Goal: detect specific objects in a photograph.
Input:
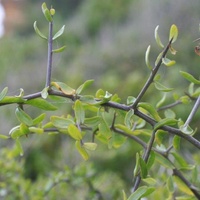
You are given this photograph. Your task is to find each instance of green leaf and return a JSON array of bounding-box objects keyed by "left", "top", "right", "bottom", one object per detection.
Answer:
[
  {"left": 15, "top": 107, "right": 33, "bottom": 126},
  {"left": 98, "top": 113, "right": 112, "bottom": 139},
  {"left": 167, "top": 176, "right": 174, "bottom": 193},
  {"left": 124, "top": 109, "right": 134, "bottom": 129},
  {"left": 145, "top": 45, "right": 153, "bottom": 70},
  {"left": 169, "top": 24, "right": 178, "bottom": 43},
  {"left": 33, "top": 113, "right": 46, "bottom": 125},
  {"left": 75, "top": 140, "right": 89, "bottom": 160},
  {"left": 138, "top": 102, "right": 161, "bottom": 121},
  {"left": 164, "top": 109, "right": 176, "bottom": 119},
  {"left": 155, "top": 130, "right": 167, "bottom": 145},
  {"left": 173, "top": 135, "right": 181, "bottom": 150},
  {"left": 41, "top": 86, "right": 49, "bottom": 99},
  {"left": 156, "top": 93, "right": 166, "bottom": 108},
  {"left": 0, "top": 96, "right": 25, "bottom": 104},
  {"left": 155, "top": 52, "right": 163, "bottom": 66},
  {"left": 179, "top": 125, "right": 194, "bottom": 135},
  {"left": 174, "top": 176, "right": 194, "bottom": 196},
  {"left": 155, "top": 152, "right": 174, "bottom": 169},
  {"left": 33, "top": 21, "right": 47, "bottom": 40},
  {"left": 84, "top": 116, "right": 101, "bottom": 127},
  {"left": 180, "top": 71, "right": 200, "bottom": 84},
  {"left": 29, "top": 127, "right": 44, "bottom": 134},
  {"left": 171, "top": 152, "right": 188, "bottom": 168},
  {"left": 139, "top": 157, "right": 148, "bottom": 178},
  {"left": 83, "top": 142, "right": 97, "bottom": 151},
  {"left": 0, "top": 87, "right": 8, "bottom": 101},
  {"left": 162, "top": 57, "right": 176, "bottom": 67},
  {"left": 41, "top": 2, "right": 53, "bottom": 22},
  {"left": 53, "top": 25, "right": 65, "bottom": 40},
  {"left": 15, "top": 139, "right": 24, "bottom": 156},
  {"left": 0, "top": 134, "right": 9, "bottom": 139},
  {"left": 9, "top": 126, "right": 21, "bottom": 139},
  {"left": 154, "top": 118, "right": 177, "bottom": 130},
  {"left": 154, "top": 81, "right": 174, "bottom": 92},
  {"left": 142, "top": 177, "right": 157, "bottom": 185},
  {"left": 51, "top": 116, "right": 74, "bottom": 129},
  {"left": 76, "top": 80, "right": 94, "bottom": 95},
  {"left": 20, "top": 123, "right": 29, "bottom": 135},
  {"left": 52, "top": 46, "right": 66, "bottom": 53},
  {"left": 127, "top": 96, "right": 136, "bottom": 105},
  {"left": 74, "top": 100, "right": 85, "bottom": 124},
  {"left": 51, "top": 82, "right": 76, "bottom": 95},
  {"left": 146, "top": 151, "right": 155, "bottom": 170},
  {"left": 68, "top": 124, "right": 82, "bottom": 140},
  {"left": 26, "top": 98, "right": 57, "bottom": 111},
  {"left": 133, "top": 153, "right": 140, "bottom": 177},
  {"left": 127, "top": 186, "right": 154, "bottom": 200},
  {"left": 155, "top": 25, "right": 164, "bottom": 48},
  {"left": 122, "top": 190, "right": 127, "bottom": 200}
]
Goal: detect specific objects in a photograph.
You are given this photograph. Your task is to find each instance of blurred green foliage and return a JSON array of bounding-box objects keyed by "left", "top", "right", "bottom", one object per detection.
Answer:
[{"left": 1, "top": 0, "right": 200, "bottom": 199}]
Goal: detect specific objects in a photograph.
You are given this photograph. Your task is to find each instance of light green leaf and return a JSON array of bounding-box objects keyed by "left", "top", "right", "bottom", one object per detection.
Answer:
[
  {"left": 84, "top": 116, "right": 101, "bottom": 127},
  {"left": 75, "top": 140, "right": 89, "bottom": 160},
  {"left": 33, "top": 21, "right": 47, "bottom": 40},
  {"left": 0, "top": 96, "right": 25, "bottom": 104},
  {"left": 20, "top": 123, "right": 29, "bottom": 135},
  {"left": 145, "top": 45, "right": 153, "bottom": 70},
  {"left": 68, "top": 124, "right": 82, "bottom": 140},
  {"left": 171, "top": 152, "right": 188, "bottom": 168},
  {"left": 154, "top": 81, "right": 174, "bottom": 92},
  {"left": 155, "top": 25, "right": 164, "bottom": 48},
  {"left": 164, "top": 109, "right": 176, "bottom": 119},
  {"left": 76, "top": 79, "right": 94, "bottom": 95},
  {"left": 173, "top": 135, "right": 181, "bottom": 150},
  {"left": 15, "top": 107, "right": 33, "bottom": 126},
  {"left": 29, "top": 127, "right": 44, "bottom": 134},
  {"left": 51, "top": 116, "right": 74, "bottom": 129},
  {"left": 53, "top": 25, "right": 65, "bottom": 40},
  {"left": 155, "top": 152, "right": 174, "bottom": 169},
  {"left": 155, "top": 130, "right": 167, "bottom": 146},
  {"left": 0, "top": 134, "right": 9, "bottom": 139},
  {"left": 15, "top": 139, "right": 24, "bottom": 156},
  {"left": 169, "top": 24, "right": 178, "bottom": 43},
  {"left": 83, "top": 142, "right": 97, "bottom": 151},
  {"left": 167, "top": 176, "right": 174, "bottom": 193},
  {"left": 127, "top": 186, "right": 154, "bottom": 200},
  {"left": 174, "top": 176, "right": 194, "bottom": 196},
  {"left": 180, "top": 71, "right": 200, "bottom": 84},
  {"left": 138, "top": 102, "right": 161, "bottom": 121},
  {"left": 0, "top": 87, "right": 8, "bottom": 101},
  {"left": 124, "top": 109, "right": 134, "bottom": 129},
  {"left": 41, "top": 2, "right": 53, "bottom": 22},
  {"left": 142, "top": 178, "right": 157, "bottom": 186},
  {"left": 26, "top": 98, "right": 57, "bottom": 111},
  {"left": 179, "top": 125, "right": 194, "bottom": 135},
  {"left": 154, "top": 118, "right": 177, "bottom": 130},
  {"left": 156, "top": 93, "right": 166, "bottom": 108},
  {"left": 155, "top": 52, "right": 163, "bottom": 66},
  {"left": 51, "top": 82, "right": 76, "bottom": 95},
  {"left": 74, "top": 100, "right": 85, "bottom": 124},
  {"left": 122, "top": 190, "right": 127, "bottom": 200},
  {"left": 52, "top": 46, "right": 66, "bottom": 53},
  {"left": 98, "top": 113, "right": 112, "bottom": 139},
  {"left": 162, "top": 57, "right": 176, "bottom": 67},
  {"left": 33, "top": 113, "right": 46, "bottom": 125},
  {"left": 127, "top": 96, "right": 136, "bottom": 105},
  {"left": 41, "top": 86, "right": 49, "bottom": 99}
]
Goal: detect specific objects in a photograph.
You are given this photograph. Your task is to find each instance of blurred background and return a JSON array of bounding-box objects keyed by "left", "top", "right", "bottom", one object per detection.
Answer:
[{"left": 0, "top": 0, "right": 200, "bottom": 199}]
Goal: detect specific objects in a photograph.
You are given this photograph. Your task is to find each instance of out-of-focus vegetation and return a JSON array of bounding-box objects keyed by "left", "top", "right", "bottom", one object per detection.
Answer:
[{"left": 1, "top": 1, "right": 200, "bottom": 199}]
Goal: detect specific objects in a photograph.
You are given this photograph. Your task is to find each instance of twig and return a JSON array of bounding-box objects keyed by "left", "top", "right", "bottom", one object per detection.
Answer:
[
  {"left": 45, "top": 21, "right": 53, "bottom": 87},
  {"left": 132, "top": 38, "right": 173, "bottom": 109},
  {"left": 184, "top": 95, "right": 200, "bottom": 127},
  {"left": 157, "top": 100, "right": 182, "bottom": 111}
]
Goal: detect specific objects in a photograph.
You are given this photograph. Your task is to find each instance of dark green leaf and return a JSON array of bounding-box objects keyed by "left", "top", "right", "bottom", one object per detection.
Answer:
[
  {"left": 147, "top": 151, "right": 155, "bottom": 170},
  {"left": 139, "top": 157, "right": 148, "bottom": 179}
]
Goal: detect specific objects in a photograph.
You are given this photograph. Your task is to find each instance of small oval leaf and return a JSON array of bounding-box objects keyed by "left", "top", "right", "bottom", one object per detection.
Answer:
[
  {"left": 155, "top": 25, "right": 164, "bottom": 48},
  {"left": 180, "top": 71, "right": 200, "bottom": 84},
  {"left": 169, "top": 24, "right": 178, "bottom": 43},
  {"left": 33, "top": 21, "right": 47, "bottom": 40},
  {"left": 52, "top": 46, "right": 66, "bottom": 53},
  {"left": 53, "top": 25, "right": 65, "bottom": 40},
  {"left": 68, "top": 124, "right": 82, "bottom": 140},
  {"left": 15, "top": 107, "right": 33, "bottom": 126},
  {"left": 145, "top": 45, "right": 152, "bottom": 70}
]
